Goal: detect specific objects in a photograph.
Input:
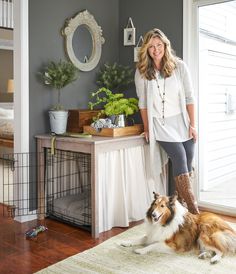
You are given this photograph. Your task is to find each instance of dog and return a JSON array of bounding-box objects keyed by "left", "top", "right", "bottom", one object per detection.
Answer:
[{"left": 121, "top": 192, "right": 236, "bottom": 264}]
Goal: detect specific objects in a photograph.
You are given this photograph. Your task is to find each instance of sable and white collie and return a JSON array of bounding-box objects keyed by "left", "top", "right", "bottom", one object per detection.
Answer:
[{"left": 121, "top": 192, "right": 236, "bottom": 264}]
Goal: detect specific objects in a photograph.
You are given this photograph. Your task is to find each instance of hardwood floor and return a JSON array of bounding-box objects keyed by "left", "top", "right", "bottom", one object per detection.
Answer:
[
  {"left": 0, "top": 205, "right": 235, "bottom": 274},
  {"left": 0, "top": 205, "right": 141, "bottom": 274}
]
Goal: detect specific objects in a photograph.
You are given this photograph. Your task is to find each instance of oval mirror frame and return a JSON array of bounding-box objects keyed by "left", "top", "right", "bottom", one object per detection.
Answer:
[{"left": 62, "top": 10, "right": 105, "bottom": 71}]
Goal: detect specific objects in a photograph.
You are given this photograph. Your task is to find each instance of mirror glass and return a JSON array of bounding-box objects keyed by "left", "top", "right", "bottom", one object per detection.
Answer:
[
  {"left": 62, "top": 10, "right": 105, "bottom": 71},
  {"left": 72, "top": 24, "right": 93, "bottom": 63}
]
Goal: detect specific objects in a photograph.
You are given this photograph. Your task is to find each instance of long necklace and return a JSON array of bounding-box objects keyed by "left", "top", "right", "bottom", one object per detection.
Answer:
[{"left": 156, "top": 77, "right": 166, "bottom": 126}]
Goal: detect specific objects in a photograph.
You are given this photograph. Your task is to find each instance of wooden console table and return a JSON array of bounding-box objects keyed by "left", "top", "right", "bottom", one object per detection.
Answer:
[{"left": 36, "top": 134, "right": 146, "bottom": 238}]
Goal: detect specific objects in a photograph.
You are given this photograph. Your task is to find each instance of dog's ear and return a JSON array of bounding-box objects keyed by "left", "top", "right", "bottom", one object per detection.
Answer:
[
  {"left": 153, "top": 191, "right": 159, "bottom": 200},
  {"left": 169, "top": 192, "right": 178, "bottom": 205},
  {"left": 174, "top": 191, "right": 178, "bottom": 198}
]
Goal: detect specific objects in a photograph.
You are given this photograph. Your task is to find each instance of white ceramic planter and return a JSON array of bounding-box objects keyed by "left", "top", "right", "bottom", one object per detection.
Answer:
[{"left": 49, "top": 110, "right": 68, "bottom": 134}]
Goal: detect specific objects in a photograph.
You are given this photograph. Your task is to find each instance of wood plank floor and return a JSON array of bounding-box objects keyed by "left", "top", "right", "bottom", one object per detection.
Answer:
[{"left": 0, "top": 205, "right": 235, "bottom": 274}]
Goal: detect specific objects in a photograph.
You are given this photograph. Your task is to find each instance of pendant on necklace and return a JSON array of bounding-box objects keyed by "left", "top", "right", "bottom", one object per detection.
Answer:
[{"left": 156, "top": 78, "right": 166, "bottom": 126}]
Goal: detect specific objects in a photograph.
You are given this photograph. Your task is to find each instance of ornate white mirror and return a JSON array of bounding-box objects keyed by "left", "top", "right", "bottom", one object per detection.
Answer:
[{"left": 62, "top": 10, "right": 105, "bottom": 72}]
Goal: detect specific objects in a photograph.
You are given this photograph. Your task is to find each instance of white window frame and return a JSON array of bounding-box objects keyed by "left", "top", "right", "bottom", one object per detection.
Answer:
[
  {"left": 13, "top": 0, "right": 35, "bottom": 222},
  {"left": 14, "top": 0, "right": 29, "bottom": 154},
  {"left": 183, "top": 0, "right": 236, "bottom": 216}
]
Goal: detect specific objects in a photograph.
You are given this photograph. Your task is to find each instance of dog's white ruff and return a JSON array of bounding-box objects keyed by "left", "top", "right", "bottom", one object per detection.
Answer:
[
  {"left": 121, "top": 201, "right": 187, "bottom": 254},
  {"left": 144, "top": 200, "right": 187, "bottom": 245}
]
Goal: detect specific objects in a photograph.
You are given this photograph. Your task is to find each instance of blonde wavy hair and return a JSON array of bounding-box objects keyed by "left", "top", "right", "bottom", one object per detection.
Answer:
[{"left": 137, "top": 28, "right": 178, "bottom": 80}]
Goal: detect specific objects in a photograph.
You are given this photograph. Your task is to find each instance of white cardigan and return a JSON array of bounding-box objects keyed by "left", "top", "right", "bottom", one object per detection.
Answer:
[{"left": 135, "top": 60, "right": 195, "bottom": 194}]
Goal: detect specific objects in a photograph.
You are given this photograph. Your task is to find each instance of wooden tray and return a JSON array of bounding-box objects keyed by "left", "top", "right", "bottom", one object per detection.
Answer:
[{"left": 83, "top": 124, "right": 143, "bottom": 137}]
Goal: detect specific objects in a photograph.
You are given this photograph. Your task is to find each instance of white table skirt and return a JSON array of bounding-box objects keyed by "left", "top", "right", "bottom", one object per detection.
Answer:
[{"left": 98, "top": 145, "right": 165, "bottom": 233}]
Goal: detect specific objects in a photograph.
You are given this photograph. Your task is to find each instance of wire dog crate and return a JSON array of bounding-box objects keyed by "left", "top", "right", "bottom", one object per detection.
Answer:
[
  {"left": 0, "top": 150, "right": 92, "bottom": 231},
  {"left": 45, "top": 149, "right": 91, "bottom": 230},
  {"left": 1, "top": 152, "right": 41, "bottom": 218}
]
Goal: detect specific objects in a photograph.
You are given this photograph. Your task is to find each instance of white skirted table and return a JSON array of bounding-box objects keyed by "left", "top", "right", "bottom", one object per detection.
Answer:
[{"left": 36, "top": 134, "right": 161, "bottom": 238}]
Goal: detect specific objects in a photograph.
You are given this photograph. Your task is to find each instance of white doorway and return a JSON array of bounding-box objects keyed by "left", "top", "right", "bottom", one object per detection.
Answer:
[
  {"left": 184, "top": 0, "right": 236, "bottom": 215},
  {"left": 14, "top": 0, "right": 29, "bottom": 154},
  {"left": 0, "top": 0, "right": 31, "bottom": 222},
  {"left": 198, "top": 0, "right": 236, "bottom": 213}
]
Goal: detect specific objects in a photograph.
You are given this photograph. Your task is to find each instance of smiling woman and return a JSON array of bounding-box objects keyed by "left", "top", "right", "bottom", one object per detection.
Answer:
[
  {"left": 147, "top": 37, "right": 165, "bottom": 70},
  {"left": 135, "top": 28, "right": 199, "bottom": 214}
]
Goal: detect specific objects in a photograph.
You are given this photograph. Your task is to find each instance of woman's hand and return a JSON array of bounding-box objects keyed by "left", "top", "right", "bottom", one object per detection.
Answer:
[
  {"left": 189, "top": 126, "right": 197, "bottom": 142},
  {"left": 139, "top": 109, "right": 149, "bottom": 143},
  {"left": 141, "top": 131, "right": 149, "bottom": 143}
]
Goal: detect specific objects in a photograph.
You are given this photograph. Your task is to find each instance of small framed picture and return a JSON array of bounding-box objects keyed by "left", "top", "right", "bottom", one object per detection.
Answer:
[
  {"left": 123, "top": 18, "right": 136, "bottom": 46},
  {"left": 134, "top": 35, "right": 144, "bottom": 62},
  {"left": 124, "top": 27, "right": 136, "bottom": 46}
]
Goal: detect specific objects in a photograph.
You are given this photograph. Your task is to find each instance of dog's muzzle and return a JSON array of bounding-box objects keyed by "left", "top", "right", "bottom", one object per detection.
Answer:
[{"left": 152, "top": 211, "right": 163, "bottom": 222}]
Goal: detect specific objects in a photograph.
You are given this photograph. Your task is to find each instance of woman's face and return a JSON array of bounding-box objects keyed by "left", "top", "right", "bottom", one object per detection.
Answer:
[{"left": 147, "top": 37, "right": 165, "bottom": 64}]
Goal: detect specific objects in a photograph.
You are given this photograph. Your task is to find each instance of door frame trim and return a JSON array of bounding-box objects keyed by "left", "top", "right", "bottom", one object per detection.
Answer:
[
  {"left": 13, "top": 0, "right": 34, "bottom": 223},
  {"left": 183, "top": 0, "right": 236, "bottom": 215},
  {"left": 14, "top": 0, "right": 29, "bottom": 154}
]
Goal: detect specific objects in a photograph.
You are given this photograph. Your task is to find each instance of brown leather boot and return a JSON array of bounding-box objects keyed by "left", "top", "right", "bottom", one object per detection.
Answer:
[
  {"left": 174, "top": 173, "right": 199, "bottom": 214},
  {"left": 175, "top": 184, "right": 187, "bottom": 208}
]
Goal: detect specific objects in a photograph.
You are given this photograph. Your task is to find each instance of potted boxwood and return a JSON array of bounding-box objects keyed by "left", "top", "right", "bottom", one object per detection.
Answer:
[{"left": 40, "top": 60, "right": 79, "bottom": 134}]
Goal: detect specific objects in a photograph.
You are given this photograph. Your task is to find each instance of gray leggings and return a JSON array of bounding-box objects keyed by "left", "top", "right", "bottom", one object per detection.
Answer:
[{"left": 158, "top": 139, "right": 195, "bottom": 177}]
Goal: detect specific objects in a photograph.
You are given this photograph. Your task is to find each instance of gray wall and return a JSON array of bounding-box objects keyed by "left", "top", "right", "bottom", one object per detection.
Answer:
[
  {"left": 29, "top": 0, "right": 119, "bottom": 151},
  {"left": 118, "top": 0, "right": 183, "bottom": 121},
  {"left": 119, "top": 0, "right": 183, "bottom": 98},
  {"left": 119, "top": 0, "right": 183, "bottom": 63},
  {"left": 29, "top": 0, "right": 183, "bottom": 151}
]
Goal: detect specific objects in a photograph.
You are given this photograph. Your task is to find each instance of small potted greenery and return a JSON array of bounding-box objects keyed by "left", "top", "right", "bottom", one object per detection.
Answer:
[
  {"left": 40, "top": 60, "right": 79, "bottom": 134},
  {"left": 96, "top": 62, "right": 133, "bottom": 91},
  {"left": 88, "top": 87, "right": 138, "bottom": 126}
]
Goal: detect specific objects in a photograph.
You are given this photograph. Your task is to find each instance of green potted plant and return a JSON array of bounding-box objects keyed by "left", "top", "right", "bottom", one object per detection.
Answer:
[
  {"left": 88, "top": 63, "right": 137, "bottom": 127},
  {"left": 96, "top": 63, "right": 133, "bottom": 91},
  {"left": 40, "top": 60, "right": 79, "bottom": 134},
  {"left": 88, "top": 87, "right": 138, "bottom": 126}
]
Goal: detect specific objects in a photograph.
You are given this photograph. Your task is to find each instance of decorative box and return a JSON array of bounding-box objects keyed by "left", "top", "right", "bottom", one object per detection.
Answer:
[{"left": 67, "top": 109, "right": 100, "bottom": 133}]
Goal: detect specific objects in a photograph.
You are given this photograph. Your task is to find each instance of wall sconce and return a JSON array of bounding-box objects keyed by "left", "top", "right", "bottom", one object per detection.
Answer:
[{"left": 7, "top": 79, "right": 14, "bottom": 93}]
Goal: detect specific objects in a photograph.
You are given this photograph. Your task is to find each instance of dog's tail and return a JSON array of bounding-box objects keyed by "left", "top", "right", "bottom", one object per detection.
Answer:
[{"left": 217, "top": 230, "right": 236, "bottom": 253}]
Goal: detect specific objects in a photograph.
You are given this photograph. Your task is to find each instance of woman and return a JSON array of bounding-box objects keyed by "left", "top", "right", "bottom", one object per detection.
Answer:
[{"left": 135, "top": 28, "right": 199, "bottom": 214}]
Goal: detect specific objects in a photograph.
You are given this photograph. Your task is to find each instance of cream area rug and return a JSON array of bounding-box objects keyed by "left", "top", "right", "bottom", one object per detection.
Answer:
[{"left": 36, "top": 222, "right": 236, "bottom": 274}]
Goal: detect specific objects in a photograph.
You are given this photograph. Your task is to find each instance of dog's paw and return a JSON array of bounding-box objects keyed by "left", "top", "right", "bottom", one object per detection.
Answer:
[
  {"left": 198, "top": 251, "right": 215, "bottom": 260},
  {"left": 120, "top": 240, "right": 132, "bottom": 247},
  {"left": 134, "top": 248, "right": 147, "bottom": 255},
  {"left": 198, "top": 252, "right": 207, "bottom": 259},
  {"left": 210, "top": 255, "right": 221, "bottom": 264}
]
